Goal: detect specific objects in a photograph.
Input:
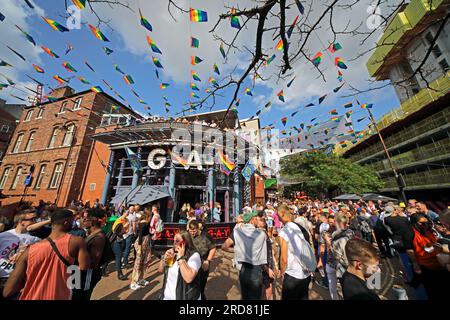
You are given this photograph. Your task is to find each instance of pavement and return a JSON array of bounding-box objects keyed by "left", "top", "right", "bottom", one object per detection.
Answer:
[{"left": 91, "top": 250, "right": 408, "bottom": 300}]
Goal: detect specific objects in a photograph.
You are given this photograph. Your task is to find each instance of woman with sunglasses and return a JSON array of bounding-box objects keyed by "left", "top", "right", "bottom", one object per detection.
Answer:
[{"left": 158, "top": 230, "right": 202, "bottom": 300}]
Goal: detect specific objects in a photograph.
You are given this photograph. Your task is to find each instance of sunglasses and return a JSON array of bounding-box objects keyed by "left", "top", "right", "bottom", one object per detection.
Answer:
[{"left": 23, "top": 217, "right": 37, "bottom": 222}]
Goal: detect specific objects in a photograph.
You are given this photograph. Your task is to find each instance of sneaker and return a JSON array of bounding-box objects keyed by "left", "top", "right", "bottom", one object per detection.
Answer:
[
  {"left": 130, "top": 283, "right": 144, "bottom": 291},
  {"left": 137, "top": 279, "right": 149, "bottom": 286}
]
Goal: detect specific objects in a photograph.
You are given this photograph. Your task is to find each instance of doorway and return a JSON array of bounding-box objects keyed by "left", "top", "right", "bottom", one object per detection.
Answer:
[{"left": 174, "top": 187, "right": 205, "bottom": 220}]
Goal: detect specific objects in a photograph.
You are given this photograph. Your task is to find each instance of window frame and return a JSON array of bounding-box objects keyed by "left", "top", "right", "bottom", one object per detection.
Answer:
[
  {"left": 48, "top": 127, "right": 58, "bottom": 148},
  {"left": 10, "top": 167, "right": 23, "bottom": 190},
  {"left": 24, "top": 131, "right": 35, "bottom": 152},
  {"left": 24, "top": 110, "right": 33, "bottom": 122},
  {"left": 12, "top": 133, "right": 24, "bottom": 153},
  {"left": 73, "top": 97, "right": 82, "bottom": 111},
  {"left": 48, "top": 163, "right": 64, "bottom": 189},
  {"left": 0, "top": 167, "right": 11, "bottom": 189},
  {"left": 59, "top": 102, "right": 68, "bottom": 114},
  {"left": 36, "top": 107, "right": 44, "bottom": 119},
  {"left": 34, "top": 164, "right": 47, "bottom": 190},
  {"left": 61, "top": 124, "right": 75, "bottom": 147}
]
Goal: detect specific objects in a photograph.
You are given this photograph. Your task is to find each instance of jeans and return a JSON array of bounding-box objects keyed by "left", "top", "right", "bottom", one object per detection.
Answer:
[
  {"left": 281, "top": 273, "right": 311, "bottom": 300},
  {"left": 112, "top": 240, "right": 125, "bottom": 272},
  {"left": 239, "top": 263, "right": 263, "bottom": 300},
  {"left": 326, "top": 264, "right": 339, "bottom": 300},
  {"left": 123, "top": 235, "right": 134, "bottom": 265}
]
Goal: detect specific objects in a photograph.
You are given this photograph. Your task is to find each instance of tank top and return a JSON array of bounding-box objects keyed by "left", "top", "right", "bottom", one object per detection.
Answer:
[{"left": 20, "top": 233, "right": 75, "bottom": 300}]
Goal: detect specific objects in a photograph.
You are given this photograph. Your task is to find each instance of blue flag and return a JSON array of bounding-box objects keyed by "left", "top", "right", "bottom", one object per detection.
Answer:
[
  {"left": 241, "top": 159, "right": 255, "bottom": 182},
  {"left": 125, "top": 147, "right": 142, "bottom": 173}
]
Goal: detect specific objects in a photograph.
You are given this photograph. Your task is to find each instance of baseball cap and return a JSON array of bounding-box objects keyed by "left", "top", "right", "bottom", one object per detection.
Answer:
[
  {"left": 384, "top": 206, "right": 394, "bottom": 217},
  {"left": 399, "top": 202, "right": 406, "bottom": 208},
  {"left": 242, "top": 211, "right": 259, "bottom": 223}
]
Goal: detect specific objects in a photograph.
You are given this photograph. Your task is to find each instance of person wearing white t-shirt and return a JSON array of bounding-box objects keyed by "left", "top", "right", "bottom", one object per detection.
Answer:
[
  {"left": 159, "top": 230, "right": 202, "bottom": 300},
  {"left": 278, "top": 204, "right": 312, "bottom": 300}
]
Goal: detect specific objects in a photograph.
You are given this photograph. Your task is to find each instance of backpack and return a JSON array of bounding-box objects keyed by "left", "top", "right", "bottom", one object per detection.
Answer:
[
  {"left": 87, "top": 231, "right": 115, "bottom": 266},
  {"left": 288, "top": 223, "right": 317, "bottom": 273},
  {"left": 357, "top": 217, "right": 372, "bottom": 234},
  {"left": 155, "top": 218, "right": 164, "bottom": 233}
]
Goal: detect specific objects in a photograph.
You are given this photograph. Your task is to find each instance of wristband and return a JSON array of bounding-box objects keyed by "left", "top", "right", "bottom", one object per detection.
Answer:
[{"left": 177, "top": 256, "right": 185, "bottom": 262}]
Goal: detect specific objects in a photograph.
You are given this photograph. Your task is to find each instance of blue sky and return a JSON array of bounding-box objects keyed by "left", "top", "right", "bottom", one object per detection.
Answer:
[{"left": 0, "top": 0, "right": 401, "bottom": 136}]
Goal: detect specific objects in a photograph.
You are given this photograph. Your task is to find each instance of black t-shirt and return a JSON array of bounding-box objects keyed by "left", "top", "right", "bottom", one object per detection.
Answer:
[
  {"left": 29, "top": 225, "right": 52, "bottom": 239},
  {"left": 341, "top": 271, "right": 380, "bottom": 300},
  {"left": 384, "top": 216, "right": 414, "bottom": 251}
]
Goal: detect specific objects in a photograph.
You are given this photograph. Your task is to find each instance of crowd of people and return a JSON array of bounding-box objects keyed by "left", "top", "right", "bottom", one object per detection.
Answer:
[{"left": 0, "top": 196, "right": 449, "bottom": 300}]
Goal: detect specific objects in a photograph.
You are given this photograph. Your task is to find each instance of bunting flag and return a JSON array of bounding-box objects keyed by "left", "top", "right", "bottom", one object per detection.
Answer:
[
  {"left": 162, "top": 95, "right": 168, "bottom": 101},
  {"left": 330, "top": 116, "right": 340, "bottom": 122},
  {"left": 337, "top": 70, "right": 343, "bottom": 82},
  {"left": 281, "top": 116, "right": 288, "bottom": 126},
  {"left": 277, "top": 90, "right": 285, "bottom": 102},
  {"left": 333, "top": 83, "right": 345, "bottom": 93},
  {"left": 335, "top": 57, "right": 348, "bottom": 69},
  {"left": 138, "top": 99, "right": 147, "bottom": 104},
  {"left": 102, "top": 80, "right": 113, "bottom": 90},
  {"left": 160, "top": 83, "right": 169, "bottom": 89},
  {"left": 0, "top": 12, "right": 5, "bottom": 22},
  {"left": 328, "top": 42, "right": 342, "bottom": 53},
  {"left": 357, "top": 117, "right": 366, "bottom": 122},
  {"left": 276, "top": 39, "right": 284, "bottom": 51},
  {"left": 191, "top": 37, "right": 199, "bottom": 48},
  {"left": 114, "top": 64, "right": 125, "bottom": 74},
  {"left": 266, "top": 54, "right": 276, "bottom": 65},
  {"left": 41, "top": 46, "right": 59, "bottom": 58},
  {"left": 155, "top": 69, "right": 159, "bottom": 79},
  {"left": 114, "top": 91, "right": 125, "bottom": 101},
  {"left": 5, "top": 45, "right": 25, "bottom": 62},
  {"left": 42, "top": 16, "right": 69, "bottom": 32},
  {"left": 15, "top": 25, "right": 36, "bottom": 45},
  {"left": 72, "top": 0, "right": 86, "bottom": 9},
  {"left": 131, "top": 89, "right": 140, "bottom": 98},
  {"left": 312, "top": 52, "right": 322, "bottom": 66},
  {"left": 218, "top": 150, "right": 235, "bottom": 171},
  {"left": 77, "top": 76, "right": 90, "bottom": 84},
  {"left": 90, "top": 86, "right": 103, "bottom": 93},
  {"left": 287, "top": 15, "right": 299, "bottom": 38},
  {"left": 213, "top": 63, "right": 220, "bottom": 75},
  {"left": 123, "top": 75, "right": 134, "bottom": 85},
  {"left": 84, "top": 60, "right": 95, "bottom": 72},
  {"left": 53, "top": 75, "right": 67, "bottom": 84},
  {"left": 294, "top": 0, "right": 305, "bottom": 14},
  {"left": 287, "top": 76, "right": 296, "bottom": 88},
  {"left": 0, "top": 83, "right": 8, "bottom": 89},
  {"left": 190, "top": 8, "right": 208, "bottom": 22},
  {"left": 318, "top": 94, "right": 327, "bottom": 104},
  {"left": 190, "top": 83, "right": 199, "bottom": 91},
  {"left": 152, "top": 56, "right": 164, "bottom": 68},
  {"left": 345, "top": 110, "right": 353, "bottom": 117},
  {"left": 65, "top": 43, "right": 74, "bottom": 55},
  {"left": 230, "top": 14, "right": 241, "bottom": 29},
  {"left": 139, "top": 8, "right": 152, "bottom": 32},
  {"left": 361, "top": 103, "right": 373, "bottom": 109},
  {"left": 104, "top": 47, "right": 113, "bottom": 55},
  {"left": 209, "top": 77, "right": 219, "bottom": 87},
  {"left": 245, "top": 87, "right": 253, "bottom": 96},
  {"left": 190, "top": 92, "right": 200, "bottom": 99},
  {"left": 344, "top": 102, "right": 353, "bottom": 108},
  {"left": 291, "top": 111, "right": 298, "bottom": 117},
  {"left": 10, "top": 94, "right": 26, "bottom": 101},
  {"left": 219, "top": 42, "right": 226, "bottom": 59},
  {"left": 264, "top": 101, "right": 271, "bottom": 109},
  {"left": 191, "top": 55, "right": 203, "bottom": 65},
  {"left": 147, "top": 36, "right": 162, "bottom": 54},
  {"left": 164, "top": 102, "right": 171, "bottom": 107},
  {"left": 329, "top": 109, "right": 338, "bottom": 115},
  {"left": 88, "top": 24, "right": 109, "bottom": 42},
  {"left": 62, "top": 62, "right": 77, "bottom": 72},
  {"left": 191, "top": 70, "right": 201, "bottom": 82},
  {"left": 32, "top": 64, "right": 44, "bottom": 73},
  {"left": 125, "top": 147, "right": 142, "bottom": 172}
]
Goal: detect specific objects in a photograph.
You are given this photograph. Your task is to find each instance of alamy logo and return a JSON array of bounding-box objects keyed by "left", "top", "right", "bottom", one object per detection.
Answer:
[
  {"left": 66, "top": 265, "right": 81, "bottom": 290},
  {"left": 366, "top": 2, "right": 382, "bottom": 30},
  {"left": 366, "top": 271, "right": 382, "bottom": 290},
  {"left": 66, "top": 5, "right": 81, "bottom": 30}
]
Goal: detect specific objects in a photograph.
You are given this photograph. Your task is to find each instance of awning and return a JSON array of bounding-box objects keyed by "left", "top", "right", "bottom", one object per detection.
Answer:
[
  {"left": 110, "top": 185, "right": 171, "bottom": 205},
  {"left": 361, "top": 193, "right": 398, "bottom": 202},
  {"left": 264, "top": 178, "right": 277, "bottom": 189},
  {"left": 333, "top": 194, "right": 361, "bottom": 200}
]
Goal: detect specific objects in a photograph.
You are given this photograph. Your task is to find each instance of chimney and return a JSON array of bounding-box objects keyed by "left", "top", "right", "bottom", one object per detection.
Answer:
[{"left": 49, "top": 86, "right": 75, "bottom": 99}]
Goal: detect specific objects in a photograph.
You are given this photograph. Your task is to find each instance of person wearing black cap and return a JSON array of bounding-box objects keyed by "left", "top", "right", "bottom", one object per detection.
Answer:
[{"left": 3, "top": 209, "right": 90, "bottom": 300}]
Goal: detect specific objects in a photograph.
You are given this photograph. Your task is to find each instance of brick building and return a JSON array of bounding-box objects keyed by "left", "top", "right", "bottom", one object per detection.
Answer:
[{"left": 0, "top": 86, "right": 138, "bottom": 207}]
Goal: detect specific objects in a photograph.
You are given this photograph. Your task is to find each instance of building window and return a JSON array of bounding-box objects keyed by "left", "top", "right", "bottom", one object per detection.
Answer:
[
  {"left": 49, "top": 163, "right": 63, "bottom": 189},
  {"left": 0, "top": 167, "right": 11, "bottom": 189},
  {"left": 1, "top": 125, "right": 9, "bottom": 133},
  {"left": 62, "top": 124, "right": 75, "bottom": 147},
  {"left": 36, "top": 107, "right": 44, "bottom": 119},
  {"left": 12, "top": 133, "right": 24, "bottom": 153},
  {"left": 11, "top": 167, "right": 23, "bottom": 190},
  {"left": 73, "top": 98, "right": 82, "bottom": 110},
  {"left": 59, "top": 102, "right": 67, "bottom": 114},
  {"left": 89, "top": 183, "right": 96, "bottom": 191},
  {"left": 24, "top": 110, "right": 33, "bottom": 122},
  {"left": 48, "top": 128, "right": 58, "bottom": 148},
  {"left": 24, "top": 132, "right": 35, "bottom": 152},
  {"left": 438, "top": 59, "right": 449, "bottom": 73},
  {"left": 34, "top": 164, "right": 46, "bottom": 190},
  {"left": 425, "top": 32, "right": 442, "bottom": 59}
]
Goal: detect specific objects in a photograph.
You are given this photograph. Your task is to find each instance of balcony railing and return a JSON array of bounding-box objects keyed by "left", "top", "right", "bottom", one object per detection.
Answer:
[{"left": 381, "top": 167, "right": 450, "bottom": 190}]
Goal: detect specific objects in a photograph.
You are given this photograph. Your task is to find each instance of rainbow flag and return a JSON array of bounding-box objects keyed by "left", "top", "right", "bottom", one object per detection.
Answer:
[
  {"left": 42, "top": 17, "right": 69, "bottom": 32},
  {"left": 102, "top": 79, "right": 113, "bottom": 90},
  {"left": 287, "top": 15, "right": 299, "bottom": 38},
  {"left": 32, "top": 64, "right": 44, "bottom": 73},
  {"left": 209, "top": 77, "right": 219, "bottom": 87},
  {"left": 84, "top": 60, "right": 95, "bottom": 72},
  {"left": 276, "top": 39, "right": 284, "bottom": 51},
  {"left": 231, "top": 15, "right": 240, "bottom": 29},
  {"left": 152, "top": 56, "right": 164, "bottom": 68},
  {"left": 62, "top": 62, "right": 77, "bottom": 72},
  {"left": 6, "top": 46, "right": 26, "bottom": 61},
  {"left": 328, "top": 42, "right": 342, "bottom": 53},
  {"left": 170, "top": 150, "right": 188, "bottom": 167},
  {"left": 287, "top": 76, "right": 296, "bottom": 88},
  {"left": 103, "top": 47, "right": 113, "bottom": 55},
  {"left": 139, "top": 8, "right": 152, "bottom": 32},
  {"left": 88, "top": 24, "right": 109, "bottom": 42},
  {"left": 312, "top": 52, "right": 322, "bottom": 66},
  {"left": 344, "top": 102, "right": 353, "bottom": 108},
  {"left": 357, "top": 117, "right": 366, "bottom": 123},
  {"left": 111, "top": 105, "right": 120, "bottom": 110},
  {"left": 361, "top": 103, "right": 373, "bottom": 109},
  {"left": 218, "top": 151, "right": 235, "bottom": 171},
  {"left": 147, "top": 36, "right": 162, "bottom": 54},
  {"left": 245, "top": 87, "right": 253, "bottom": 96},
  {"left": 220, "top": 162, "right": 232, "bottom": 176},
  {"left": 333, "top": 83, "right": 344, "bottom": 93},
  {"left": 191, "top": 55, "right": 203, "bottom": 65},
  {"left": 219, "top": 42, "right": 226, "bottom": 59},
  {"left": 190, "top": 83, "right": 200, "bottom": 91},
  {"left": 345, "top": 110, "right": 353, "bottom": 117},
  {"left": 160, "top": 83, "right": 169, "bottom": 89},
  {"left": 330, "top": 116, "right": 340, "bottom": 122},
  {"left": 53, "top": 75, "right": 67, "bottom": 84},
  {"left": 318, "top": 94, "right": 327, "bottom": 104},
  {"left": 41, "top": 46, "right": 59, "bottom": 58},
  {"left": 329, "top": 109, "right": 338, "bottom": 115},
  {"left": 337, "top": 70, "right": 343, "bottom": 82},
  {"left": 15, "top": 25, "right": 35, "bottom": 46},
  {"left": 138, "top": 99, "right": 147, "bottom": 104},
  {"left": 191, "top": 70, "right": 201, "bottom": 82},
  {"left": 190, "top": 8, "right": 208, "bottom": 22},
  {"left": 164, "top": 102, "right": 171, "bottom": 107},
  {"left": 277, "top": 90, "right": 285, "bottom": 102},
  {"left": 90, "top": 86, "right": 103, "bottom": 93},
  {"left": 77, "top": 76, "right": 90, "bottom": 84},
  {"left": 281, "top": 116, "right": 288, "bottom": 126},
  {"left": 191, "top": 37, "right": 199, "bottom": 48},
  {"left": 266, "top": 54, "right": 276, "bottom": 65},
  {"left": 335, "top": 57, "right": 348, "bottom": 69},
  {"left": 190, "top": 92, "right": 200, "bottom": 99},
  {"left": 205, "top": 88, "right": 211, "bottom": 93},
  {"left": 114, "top": 64, "right": 125, "bottom": 74},
  {"left": 46, "top": 95, "right": 59, "bottom": 102},
  {"left": 213, "top": 63, "right": 220, "bottom": 75},
  {"left": 0, "top": 83, "right": 9, "bottom": 89},
  {"left": 72, "top": 0, "right": 86, "bottom": 9},
  {"left": 123, "top": 75, "right": 134, "bottom": 85}
]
